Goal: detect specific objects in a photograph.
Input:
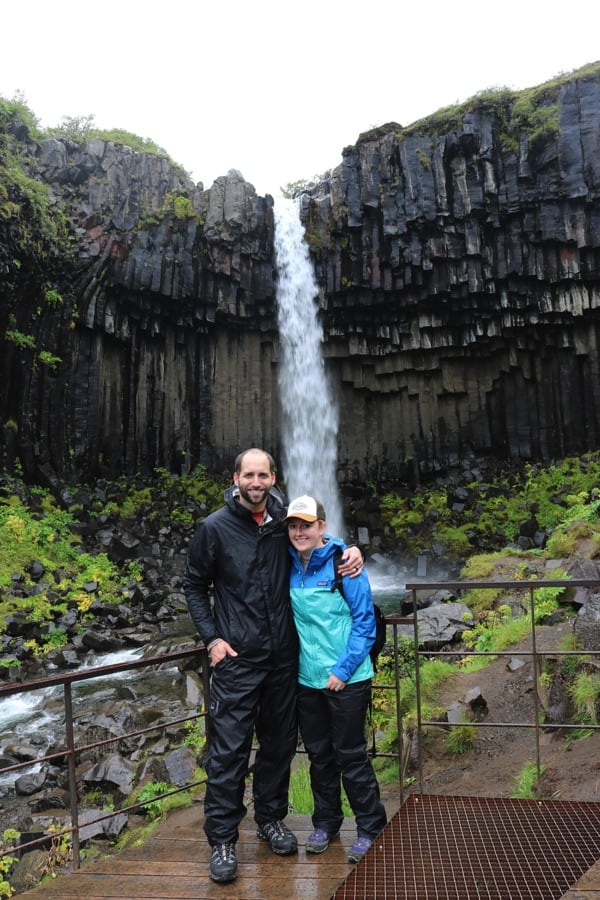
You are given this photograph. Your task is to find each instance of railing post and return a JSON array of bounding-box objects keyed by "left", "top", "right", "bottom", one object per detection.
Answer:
[
  {"left": 412, "top": 588, "right": 424, "bottom": 794},
  {"left": 392, "top": 622, "right": 404, "bottom": 803},
  {"left": 63, "top": 681, "right": 80, "bottom": 869},
  {"left": 529, "top": 585, "right": 542, "bottom": 790}
]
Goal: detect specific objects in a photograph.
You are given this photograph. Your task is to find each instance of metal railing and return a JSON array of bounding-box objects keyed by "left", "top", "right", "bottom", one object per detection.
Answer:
[
  {"left": 0, "top": 646, "right": 210, "bottom": 868},
  {"left": 403, "top": 578, "right": 600, "bottom": 794},
  {"left": 1, "top": 577, "right": 598, "bottom": 869}
]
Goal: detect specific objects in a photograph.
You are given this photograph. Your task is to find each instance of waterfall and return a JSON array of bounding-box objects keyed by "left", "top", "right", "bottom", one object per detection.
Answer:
[{"left": 273, "top": 197, "right": 343, "bottom": 537}]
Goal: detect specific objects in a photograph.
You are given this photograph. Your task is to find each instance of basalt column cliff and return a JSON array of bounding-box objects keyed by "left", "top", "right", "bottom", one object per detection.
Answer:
[
  {"left": 298, "top": 70, "right": 600, "bottom": 482},
  {"left": 1, "top": 65, "right": 600, "bottom": 486}
]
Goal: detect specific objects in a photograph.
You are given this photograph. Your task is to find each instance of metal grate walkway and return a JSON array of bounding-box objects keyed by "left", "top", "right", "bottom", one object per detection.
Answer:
[{"left": 332, "top": 795, "right": 600, "bottom": 900}]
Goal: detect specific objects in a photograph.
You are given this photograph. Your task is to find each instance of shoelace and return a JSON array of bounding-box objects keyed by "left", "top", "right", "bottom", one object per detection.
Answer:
[
  {"left": 213, "top": 843, "right": 235, "bottom": 862},
  {"left": 310, "top": 829, "right": 329, "bottom": 841},
  {"left": 352, "top": 838, "right": 372, "bottom": 852}
]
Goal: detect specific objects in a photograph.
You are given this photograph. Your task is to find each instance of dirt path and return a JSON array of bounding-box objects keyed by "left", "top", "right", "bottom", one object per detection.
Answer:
[{"left": 412, "top": 620, "right": 600, "bottom": 801}]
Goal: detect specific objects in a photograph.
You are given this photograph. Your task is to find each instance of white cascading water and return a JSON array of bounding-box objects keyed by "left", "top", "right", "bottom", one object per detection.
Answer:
[{"left": 274, "top": 197, "right": 344, "bottom": 537}]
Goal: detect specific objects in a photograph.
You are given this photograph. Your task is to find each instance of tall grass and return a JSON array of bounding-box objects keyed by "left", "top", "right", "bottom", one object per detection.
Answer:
[{"left": 288, "top": 759, "right": 352, "bottom": 816}]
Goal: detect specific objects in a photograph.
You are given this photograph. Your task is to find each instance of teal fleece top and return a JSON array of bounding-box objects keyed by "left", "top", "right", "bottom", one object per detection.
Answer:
[{"left": 289, "top": 536, "right": 376, "bottom": 688}]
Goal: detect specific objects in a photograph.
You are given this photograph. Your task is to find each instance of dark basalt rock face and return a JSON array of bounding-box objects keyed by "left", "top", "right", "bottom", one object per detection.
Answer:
[
  {"left": 1, "top": 66, "right": 600, "bottom": 487},
  {"left": 1, "top": 136, "right": 277, "bottom": 484},
  {"left": 297, "top": 73, "right": 600, "bottom": 481}
]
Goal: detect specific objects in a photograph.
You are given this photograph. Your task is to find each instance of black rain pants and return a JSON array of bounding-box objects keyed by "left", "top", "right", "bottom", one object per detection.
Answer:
[
  {"left": 298, "top": 679, "right": 387, "bottom": 840},
  {"left": 203, "top": 656, "right": 298, "bottom": 846}
]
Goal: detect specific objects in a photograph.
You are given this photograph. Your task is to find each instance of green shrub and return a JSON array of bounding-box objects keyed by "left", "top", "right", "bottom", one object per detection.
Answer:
[
  {"left": 131, "top": 781, "right": 179, "bottom": 821},
  {"left": 289, "top": 759, "right": 352, "bottom": 816},
  {"left": 569, "top": 671, "right": 600, "bottom": 724},
  {"left": 0, "top": 489, "right": 140, "bottom": 645},
  {"left": 529, "top": 572, "right": 568, "bottom": 622},
  {"left": 380, "top": 452, "right": 600, "bottom": 563},
  {"left": 183, "top": 719, "right": 206, "bottom": 756},
  {"left": 445, "top": 722, "right": 477, "bottom": 756},
  {"left": 511, "top": 761, "right": 546, "bottom": 799},
  {"left": 462, "top": 608, "right": 531, "bottom": 654}
]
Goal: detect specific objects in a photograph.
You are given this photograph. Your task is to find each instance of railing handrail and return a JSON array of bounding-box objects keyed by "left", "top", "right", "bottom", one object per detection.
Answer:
[
  {"left": 0, "top": 643, "right": 210, "bottom": 867},
  {"left": 403, "top": 576, "right": 600, "bottom": 795},
  {"left": 0, "top": 645, "right": 205, "bottom": 696},
  {"left": 2, "top": 576, "right": 599, "bottom": 871}
]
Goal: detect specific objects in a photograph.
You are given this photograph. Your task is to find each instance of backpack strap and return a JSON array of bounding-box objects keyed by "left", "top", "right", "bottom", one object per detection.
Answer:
[{"left": 331, "top": 548, "right": 345, "bottom": 598}]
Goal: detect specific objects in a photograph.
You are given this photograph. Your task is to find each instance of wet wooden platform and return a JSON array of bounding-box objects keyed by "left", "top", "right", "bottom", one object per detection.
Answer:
[
  {"left": 15, "top": 790, "right": 600, "bottom": 899},
  {"left": 16, "top": 804, "right": 365, "bottom": 899},
  {"left": 561, "top": 859, "right": 600, "bottom": 899}
]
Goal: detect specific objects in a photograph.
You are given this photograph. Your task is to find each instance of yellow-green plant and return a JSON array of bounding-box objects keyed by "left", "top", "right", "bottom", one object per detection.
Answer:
[
  {"left": 444, "top": 721, "right": 477, "bottom": 757},
  {"left": 0, "top": 828, "right": 20, "bottom": 897},
  {"left": 289, "top": 759, "right": 352, "bottom": 816},
  {"left": 5, "top": 329, "right": 35, "bottom": 350},
  {"left": 463, "top": 605, "right": 511, "bottom": 651},
  {"left": 0, "top": 490, "right": 140, "bottom": 646},
  {"left": 130, "top": 781, "right": 179, "bottom": 821},
  {"left": 511, "top": 761, "right": 546, "bottom": 799},
  {"left": 183, "top": 719, "right": 206, "bottom": 756},
  {"left": 569, "top": 671, "right": 600, "bottom": 724},
  {"left": 380, "top": 452, "right": 600, "bottom": 563},
  {"left": 528, "top": 571, "right": 568, "bottom": 622},
  {"left": 38, "top": 350, "right": 62, "bottom": 370}
]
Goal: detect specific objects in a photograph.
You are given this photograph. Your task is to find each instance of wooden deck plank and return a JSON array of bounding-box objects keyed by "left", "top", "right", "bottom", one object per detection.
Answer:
[
  {"left": 560, "top": 859, "right": 600, "bottom": 898},
  {"left": 16, "top": 808, "right": 361, "bottom": 899},
  {"left": 17, "top": 790, "right": 600, "bottom": 898}
]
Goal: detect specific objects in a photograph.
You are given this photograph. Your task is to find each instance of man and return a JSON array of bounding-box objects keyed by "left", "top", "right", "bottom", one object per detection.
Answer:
[{"left": 184, "top": 448, "right": 363, "bottom": 884}]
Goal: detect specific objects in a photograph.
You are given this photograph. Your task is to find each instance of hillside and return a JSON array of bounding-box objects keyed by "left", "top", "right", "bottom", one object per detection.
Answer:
[{"left": 414, "top": 620, "right": 600, "bottom": 803}]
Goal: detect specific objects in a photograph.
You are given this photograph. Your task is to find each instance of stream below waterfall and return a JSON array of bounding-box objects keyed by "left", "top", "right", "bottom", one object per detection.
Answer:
[{"left": 0, "top": 571, "right": 409, "bottom": 791}]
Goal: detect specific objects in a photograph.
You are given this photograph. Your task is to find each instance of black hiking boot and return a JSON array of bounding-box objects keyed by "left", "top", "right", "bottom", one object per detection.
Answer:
[
  {"left": 209, "top": 842, "right": 238, "bottom": 882},
  {"left": 256, "top": 819, "right": 298, "bottom": 855}
]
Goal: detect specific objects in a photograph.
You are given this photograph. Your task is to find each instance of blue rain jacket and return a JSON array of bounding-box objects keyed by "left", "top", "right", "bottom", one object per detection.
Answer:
[{"left": 289, "top": 536, "right": 375, "bottom": 688}]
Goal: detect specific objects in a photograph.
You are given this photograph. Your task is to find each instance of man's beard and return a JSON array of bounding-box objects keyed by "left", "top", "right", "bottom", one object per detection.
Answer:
[{"left": 237, "top": 484, "right": 271, "bottom": 507}]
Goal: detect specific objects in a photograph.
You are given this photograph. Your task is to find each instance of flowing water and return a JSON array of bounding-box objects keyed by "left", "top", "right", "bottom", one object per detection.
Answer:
[
  {"left": 0, "top": 648, "right": 174, "bottom": 788},
  {"left": 273, "top": 199, "right": 410, "bottom": 611},
  {"left": 273, "top": 197, "right": 343, "bottom": 537}
]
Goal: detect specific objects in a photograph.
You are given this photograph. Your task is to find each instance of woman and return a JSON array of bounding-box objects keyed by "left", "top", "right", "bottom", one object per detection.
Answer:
[{"left": 284, "top": 495, "right": 387, "bottom": 863}]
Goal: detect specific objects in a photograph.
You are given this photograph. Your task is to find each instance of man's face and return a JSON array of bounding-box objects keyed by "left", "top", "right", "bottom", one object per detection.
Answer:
[{"left": 233, "top": 451, "right": 276, "bottom": 510}]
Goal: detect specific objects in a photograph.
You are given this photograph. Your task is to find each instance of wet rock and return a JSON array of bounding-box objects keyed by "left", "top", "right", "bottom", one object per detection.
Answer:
[
  {"left": 396, "top": 602, "right": 473, "bottom": 649},
  {"left": 82, "top": 753, "right": 135, "bottom": 795},
  {"left": 3, "top": 742, "right": 39, "bottom": 761},
  {"left": 28, "top": 560, "right": 46, "bottom": 581},
  {"left": 8, "top": 849, "right": 49, "bottom": 894},
  {"left": 183, "top": 670, "right": 204, "bottom": 709},
  {"left": 138, "top": 745, "right": 197, "bottom": 788},
  {"left": 15, "top": 770, "right": 47, "bottom": 795},
  {"left": 81, "top": 630, "right": 126, "bottom": 652},
  {"left": 574, "top": 595, "right": 600, "bottom": 650},
  {"left": 507, "top": 657, "right": 527, "bottom": 672},
  {"left": 465, "top": 687, "right": 488, "bottom": 721},
  {"left": 78, "top": 807, "right": 129, "bottom": 841}
]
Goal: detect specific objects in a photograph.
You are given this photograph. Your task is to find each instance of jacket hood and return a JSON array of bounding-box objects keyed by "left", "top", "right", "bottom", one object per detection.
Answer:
[{"left": 224, "top": 483, "right": 288, "bottom": 521}]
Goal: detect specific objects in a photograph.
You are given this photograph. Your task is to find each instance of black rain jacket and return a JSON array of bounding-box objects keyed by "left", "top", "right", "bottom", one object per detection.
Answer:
[{"left": 183, "top": 486, "right": 299, "bottom": 668}]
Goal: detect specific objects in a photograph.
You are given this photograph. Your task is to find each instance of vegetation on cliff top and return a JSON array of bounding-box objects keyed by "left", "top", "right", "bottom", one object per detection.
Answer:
[
  {"left": 0, "top": 98, "right": 73, "bottom": 265},
  {"left": 356, "top": 60, "right": 600, "bottom": 152}
]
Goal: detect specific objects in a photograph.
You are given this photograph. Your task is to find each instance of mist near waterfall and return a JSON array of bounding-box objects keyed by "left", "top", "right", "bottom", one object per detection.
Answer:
[{"left": 273, "top": 198, "right": 343, "bottom": 537}]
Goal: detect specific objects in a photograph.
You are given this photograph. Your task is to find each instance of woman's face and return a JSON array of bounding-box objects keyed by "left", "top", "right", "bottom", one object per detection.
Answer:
[{"left": 287, "top": 517, "right": 325, "bottom": 554}]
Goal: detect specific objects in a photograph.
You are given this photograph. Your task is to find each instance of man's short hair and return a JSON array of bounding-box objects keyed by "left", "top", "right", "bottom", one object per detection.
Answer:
[{"left": 235, "top": 448, "right": 276, "bottom": 474}]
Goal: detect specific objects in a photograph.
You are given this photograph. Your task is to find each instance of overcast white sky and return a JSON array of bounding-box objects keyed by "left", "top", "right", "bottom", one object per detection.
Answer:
[{"left": 2, "top": 1, "right": 599, "bottom": 197}]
